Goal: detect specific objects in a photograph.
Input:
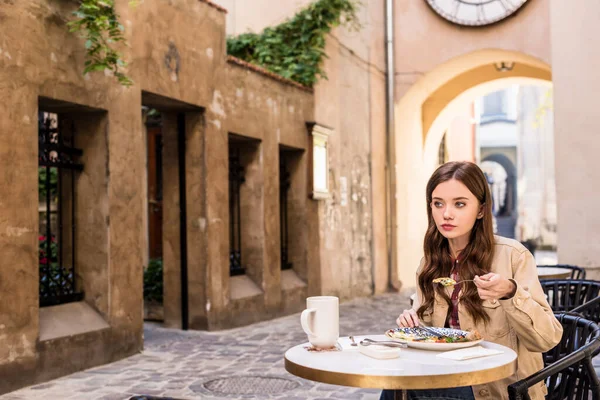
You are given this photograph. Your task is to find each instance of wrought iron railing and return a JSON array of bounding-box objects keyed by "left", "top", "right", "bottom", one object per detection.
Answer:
[
  {"left": 229, "top": 145, "right": 245, "bottom": 276},
  {"left": 38, "top": 112, "right": 84, "bottom": 307},
  {"left": 280, "top": 153, "right": 292, "bottom": 270}
]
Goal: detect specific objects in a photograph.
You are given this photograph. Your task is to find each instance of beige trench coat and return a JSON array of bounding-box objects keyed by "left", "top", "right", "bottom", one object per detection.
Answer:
[{"left": 412, "top": 236, "right": 563, "bottom": 400}]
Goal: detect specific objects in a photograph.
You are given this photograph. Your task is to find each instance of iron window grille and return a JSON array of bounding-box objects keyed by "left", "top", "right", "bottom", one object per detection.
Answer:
[
  {"left": 280, "top": 153, "right": 292, "bottom": 270},
  {"left": 38, "top": 112, "right": 84, "bottom": 307},
  {"left": 229, "top": 145, "right": 245, "bottom": 276}
]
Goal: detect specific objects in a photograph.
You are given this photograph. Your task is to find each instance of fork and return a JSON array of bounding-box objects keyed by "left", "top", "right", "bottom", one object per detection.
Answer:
[{"left": 419, "top": 326, "right": 444, "bottom": 337}]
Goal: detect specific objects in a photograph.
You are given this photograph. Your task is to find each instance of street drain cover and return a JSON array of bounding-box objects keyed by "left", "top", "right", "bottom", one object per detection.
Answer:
[{"left": 203, "top": 375, "right": 300, "bottom": 395}]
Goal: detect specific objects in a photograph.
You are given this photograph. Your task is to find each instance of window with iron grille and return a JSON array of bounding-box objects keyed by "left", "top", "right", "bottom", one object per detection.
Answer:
[
  {"left": 38, "top": 112, "right": 84, "bottom": 307},
  {"left": 229, "top": 144, "right": 245, "bottom": 276},
  {"left": 280, "top": 152, "right": 292, "bottom": 270}
]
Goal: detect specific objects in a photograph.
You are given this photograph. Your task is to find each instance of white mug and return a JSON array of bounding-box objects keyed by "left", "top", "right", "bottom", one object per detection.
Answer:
[{"left": 300, "top": 296, "right": 339, "bottom": 348}]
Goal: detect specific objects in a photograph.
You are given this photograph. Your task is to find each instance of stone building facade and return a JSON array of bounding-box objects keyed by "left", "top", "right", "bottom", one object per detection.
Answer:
[{"left": 0, "top": 0, "right": 390, "bottom": 393}]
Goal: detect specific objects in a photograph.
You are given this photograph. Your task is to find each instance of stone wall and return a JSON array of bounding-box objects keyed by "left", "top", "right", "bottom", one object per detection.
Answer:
[
  {"left": 312, "top": 0, "right": 387, "bottom": 299},
  {"left": 0, "top": 0, "right": 153, "bottom": 392},
  {"left": 211, "top": 0, "right": 390, "bottom": 298},
  {"left": 0, "top": 0, "right": 320, "bottom": 393},
  {"left": 206, "top": 60, "right": 315, "bottom": 329},
  {"left": 160, "top": 57, "right": 315, "bottom": 331}
]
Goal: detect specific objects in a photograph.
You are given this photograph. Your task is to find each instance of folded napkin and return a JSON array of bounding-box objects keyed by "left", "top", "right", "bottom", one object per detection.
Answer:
[
  {"left": 359, "top": 344, "right": 401, "bottom": 359},
  {"left": 436, "top": 346, "right": 503, "bottom": 361}
]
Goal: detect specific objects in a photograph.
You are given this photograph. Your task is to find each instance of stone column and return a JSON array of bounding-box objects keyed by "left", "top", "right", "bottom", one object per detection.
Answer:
[
  {"left": 0, "top": 86, "right": 38, "bottom": 391},
  {"left": 261, "top": 133, "right": 281, "bottom": 309},
  {"left": 185, "top": 112, "right": 208, "bottom": 330},
  {"left": 204, "top": 109, "right": 230, "bottom": 326},
  {"left": 162, "top": 113, "right": 182, "bottom": 328},
  {"left": 106, "top": 91, "right": 145, "bottom": 345}
]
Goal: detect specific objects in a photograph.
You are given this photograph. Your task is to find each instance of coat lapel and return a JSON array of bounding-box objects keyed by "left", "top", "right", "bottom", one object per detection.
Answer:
[
  {"left": 456, "top": 287, "right": 476, "bottom": 331},
  {"left": 432, "top": 286, "right": 476, "bottom": 331},
  {"left": 432, "top": 288, "right": 450, "bottom": 328}
]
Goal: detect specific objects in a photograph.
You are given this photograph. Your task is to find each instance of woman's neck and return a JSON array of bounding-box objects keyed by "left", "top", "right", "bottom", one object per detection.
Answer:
[{"left": 448, "top": 235, "right": 469, "bottom": 259}]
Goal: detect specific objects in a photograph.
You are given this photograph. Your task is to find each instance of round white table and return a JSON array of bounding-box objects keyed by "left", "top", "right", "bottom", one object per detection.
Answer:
[
  {"left": 537, "top": 267, "right": 572, "bottom": 279},
  {"left": 285, "top": 335, "right": 517, "bottom": 394}
]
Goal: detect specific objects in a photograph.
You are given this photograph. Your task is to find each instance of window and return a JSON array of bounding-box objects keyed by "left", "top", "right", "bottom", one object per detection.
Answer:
[
  {"left": 38, "top": 112, "right": 84, "bottom": 307},
  {"left": 482, "top": 90, "right": 507, "bottom": 118},
  {"left": 228, "top": 143, "right": 245, "bottom": 276},
  {"left": 280, "top": 151, "right": 292, "bottom": 270}
]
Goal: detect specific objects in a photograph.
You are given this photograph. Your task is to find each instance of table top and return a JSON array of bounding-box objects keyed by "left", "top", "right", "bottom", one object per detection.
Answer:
[
  {"left": 537, "top": 267, "right": 572, "bottom": 279},
  {"left": 284, "top": 335, "right": 517, "bottom": 390}
]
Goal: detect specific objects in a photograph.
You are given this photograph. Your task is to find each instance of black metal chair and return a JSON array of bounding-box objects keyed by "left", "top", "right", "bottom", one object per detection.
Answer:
[
  {"left": 540, "top": 279, "right": 600, "bottom": 314},
  {"left": 509, "top": 314, "right": 600, "bottom": 400},
  {"left": 571, "top": 296, "right": 600, "bottom": 323},
  {"left": 538, "top": 264, "right": 587, "bottom": 280}
]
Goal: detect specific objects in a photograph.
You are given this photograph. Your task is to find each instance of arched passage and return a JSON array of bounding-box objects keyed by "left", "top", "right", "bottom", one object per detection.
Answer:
[
  {"left": 422, "top": 76, "right": 551, "bottom": 173},
  {"left": 482, "top": 153, "right": 517, "bottom": 216},
  {"left": 394, "top": 49, "right": 551, "bottom": 287},
  {"left": 481, "top": 154, "right": 518, "bottom": 239}
]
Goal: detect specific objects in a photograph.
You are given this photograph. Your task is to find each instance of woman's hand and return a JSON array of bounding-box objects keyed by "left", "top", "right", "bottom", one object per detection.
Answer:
[
  {"left": 396, "top": 309, "right": 420, "bottom": 328},
  {"left": 474, "top": 273, "right": 517, "bottom": 301}
]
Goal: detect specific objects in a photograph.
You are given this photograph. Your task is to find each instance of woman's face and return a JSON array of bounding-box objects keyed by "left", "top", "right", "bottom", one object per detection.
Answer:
[{"left": 431, "top": 179, "right": 482, "bottom": 242}]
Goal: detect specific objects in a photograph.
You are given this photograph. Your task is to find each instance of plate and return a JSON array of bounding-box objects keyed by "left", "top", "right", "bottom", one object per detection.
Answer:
[{"left": 385, "top": 327, "right": 483, "bottom": 351}]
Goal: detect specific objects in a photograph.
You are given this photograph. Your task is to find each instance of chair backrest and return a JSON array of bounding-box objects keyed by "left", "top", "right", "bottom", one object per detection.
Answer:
[
  {"left": 544, "top": 313, "right": 600, "bottom": 366},
  {"left": 538, "top": 264, "right": 587, "bottom": 280},
  {"left": 572, "top": 296, "right": 600, "bottom": 324},
  {"left": 509, "top": 314, "right": 600, "bottom": 400},
  {"left": 540, "top": 279, "right": 600, "bottom": 314}
]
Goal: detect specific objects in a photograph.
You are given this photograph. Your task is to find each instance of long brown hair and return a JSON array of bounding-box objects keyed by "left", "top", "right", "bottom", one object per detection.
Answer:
[{"left": 417, "top": 161, "right": 495, "bottom": 326}]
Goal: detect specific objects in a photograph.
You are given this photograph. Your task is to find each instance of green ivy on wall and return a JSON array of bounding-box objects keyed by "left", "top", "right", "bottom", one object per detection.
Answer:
[
  {"left": 68, "top": 0, "right": 359, "bottom": 87},
  {"left": 226, "top": 0, "right": 361, "bottom": 87},
  {"left": 68, "top": 0, "right": 135, "bottom": 86}
]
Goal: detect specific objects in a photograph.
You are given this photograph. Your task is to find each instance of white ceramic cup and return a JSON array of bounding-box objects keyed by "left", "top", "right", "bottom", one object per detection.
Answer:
[{"left": 300, "top": 296, "right": 339, "bottom": 348}]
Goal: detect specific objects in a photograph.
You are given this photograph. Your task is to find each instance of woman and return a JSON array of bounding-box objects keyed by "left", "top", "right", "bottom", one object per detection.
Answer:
[{"left": 381, "top": 161, "right": 562, "bottom": 400}]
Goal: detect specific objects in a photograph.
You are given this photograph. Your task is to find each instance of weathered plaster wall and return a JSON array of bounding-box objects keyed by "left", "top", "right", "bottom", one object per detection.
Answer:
[
  {"left": 213, "top": 0, "right": 390, "bottom": 298},
  {"left": 550, "top": 1, "right": 600, "bottom": 277},
  {"left": 134, "top": 2, "right": 315, "bottom": 332},
  {"left": 312, "top": 0, "right": 386, "bottom": 300},
  {"left": 206, "top": 61, "right": 314, "bottom": 329},
  {"left": 0, "top": 0, "right": 226, "bottom": 393}
]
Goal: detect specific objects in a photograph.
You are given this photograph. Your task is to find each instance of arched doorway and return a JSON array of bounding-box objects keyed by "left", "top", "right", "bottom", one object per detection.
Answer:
[
  {"left": 394, "top": 49, "right": 551, "bottom": 286},
  {"left": 481, "top": 154, "right": 517, "bottom": 238}
]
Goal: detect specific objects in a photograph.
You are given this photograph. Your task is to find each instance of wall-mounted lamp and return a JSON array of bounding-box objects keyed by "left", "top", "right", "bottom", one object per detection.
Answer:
[
  {"left": 494, "top": 61, "right": 515, "bottom": 72},
  {"left": 306, "top": 122, "right": 333, "bottom": 200}
]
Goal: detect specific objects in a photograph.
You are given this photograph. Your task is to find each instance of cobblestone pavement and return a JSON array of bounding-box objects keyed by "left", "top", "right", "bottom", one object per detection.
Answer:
[{"left": 1, "top": 292, "right": 412, "bottom": 400}]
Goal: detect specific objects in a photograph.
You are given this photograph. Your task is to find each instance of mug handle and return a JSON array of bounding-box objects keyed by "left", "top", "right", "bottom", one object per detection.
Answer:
[{"left": 301, "top": 308, "right": 317, "bottom": 336}]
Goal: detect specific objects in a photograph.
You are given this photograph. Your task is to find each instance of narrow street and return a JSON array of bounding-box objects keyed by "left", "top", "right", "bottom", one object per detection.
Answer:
[{"left": 2, "top": 293, "right": 411, "bottom": 400}]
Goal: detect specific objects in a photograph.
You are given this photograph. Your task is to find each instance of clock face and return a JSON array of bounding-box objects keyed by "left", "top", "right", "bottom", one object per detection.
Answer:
[{"left": 425, "top": 0, "right": 529, "bottom": 27}]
